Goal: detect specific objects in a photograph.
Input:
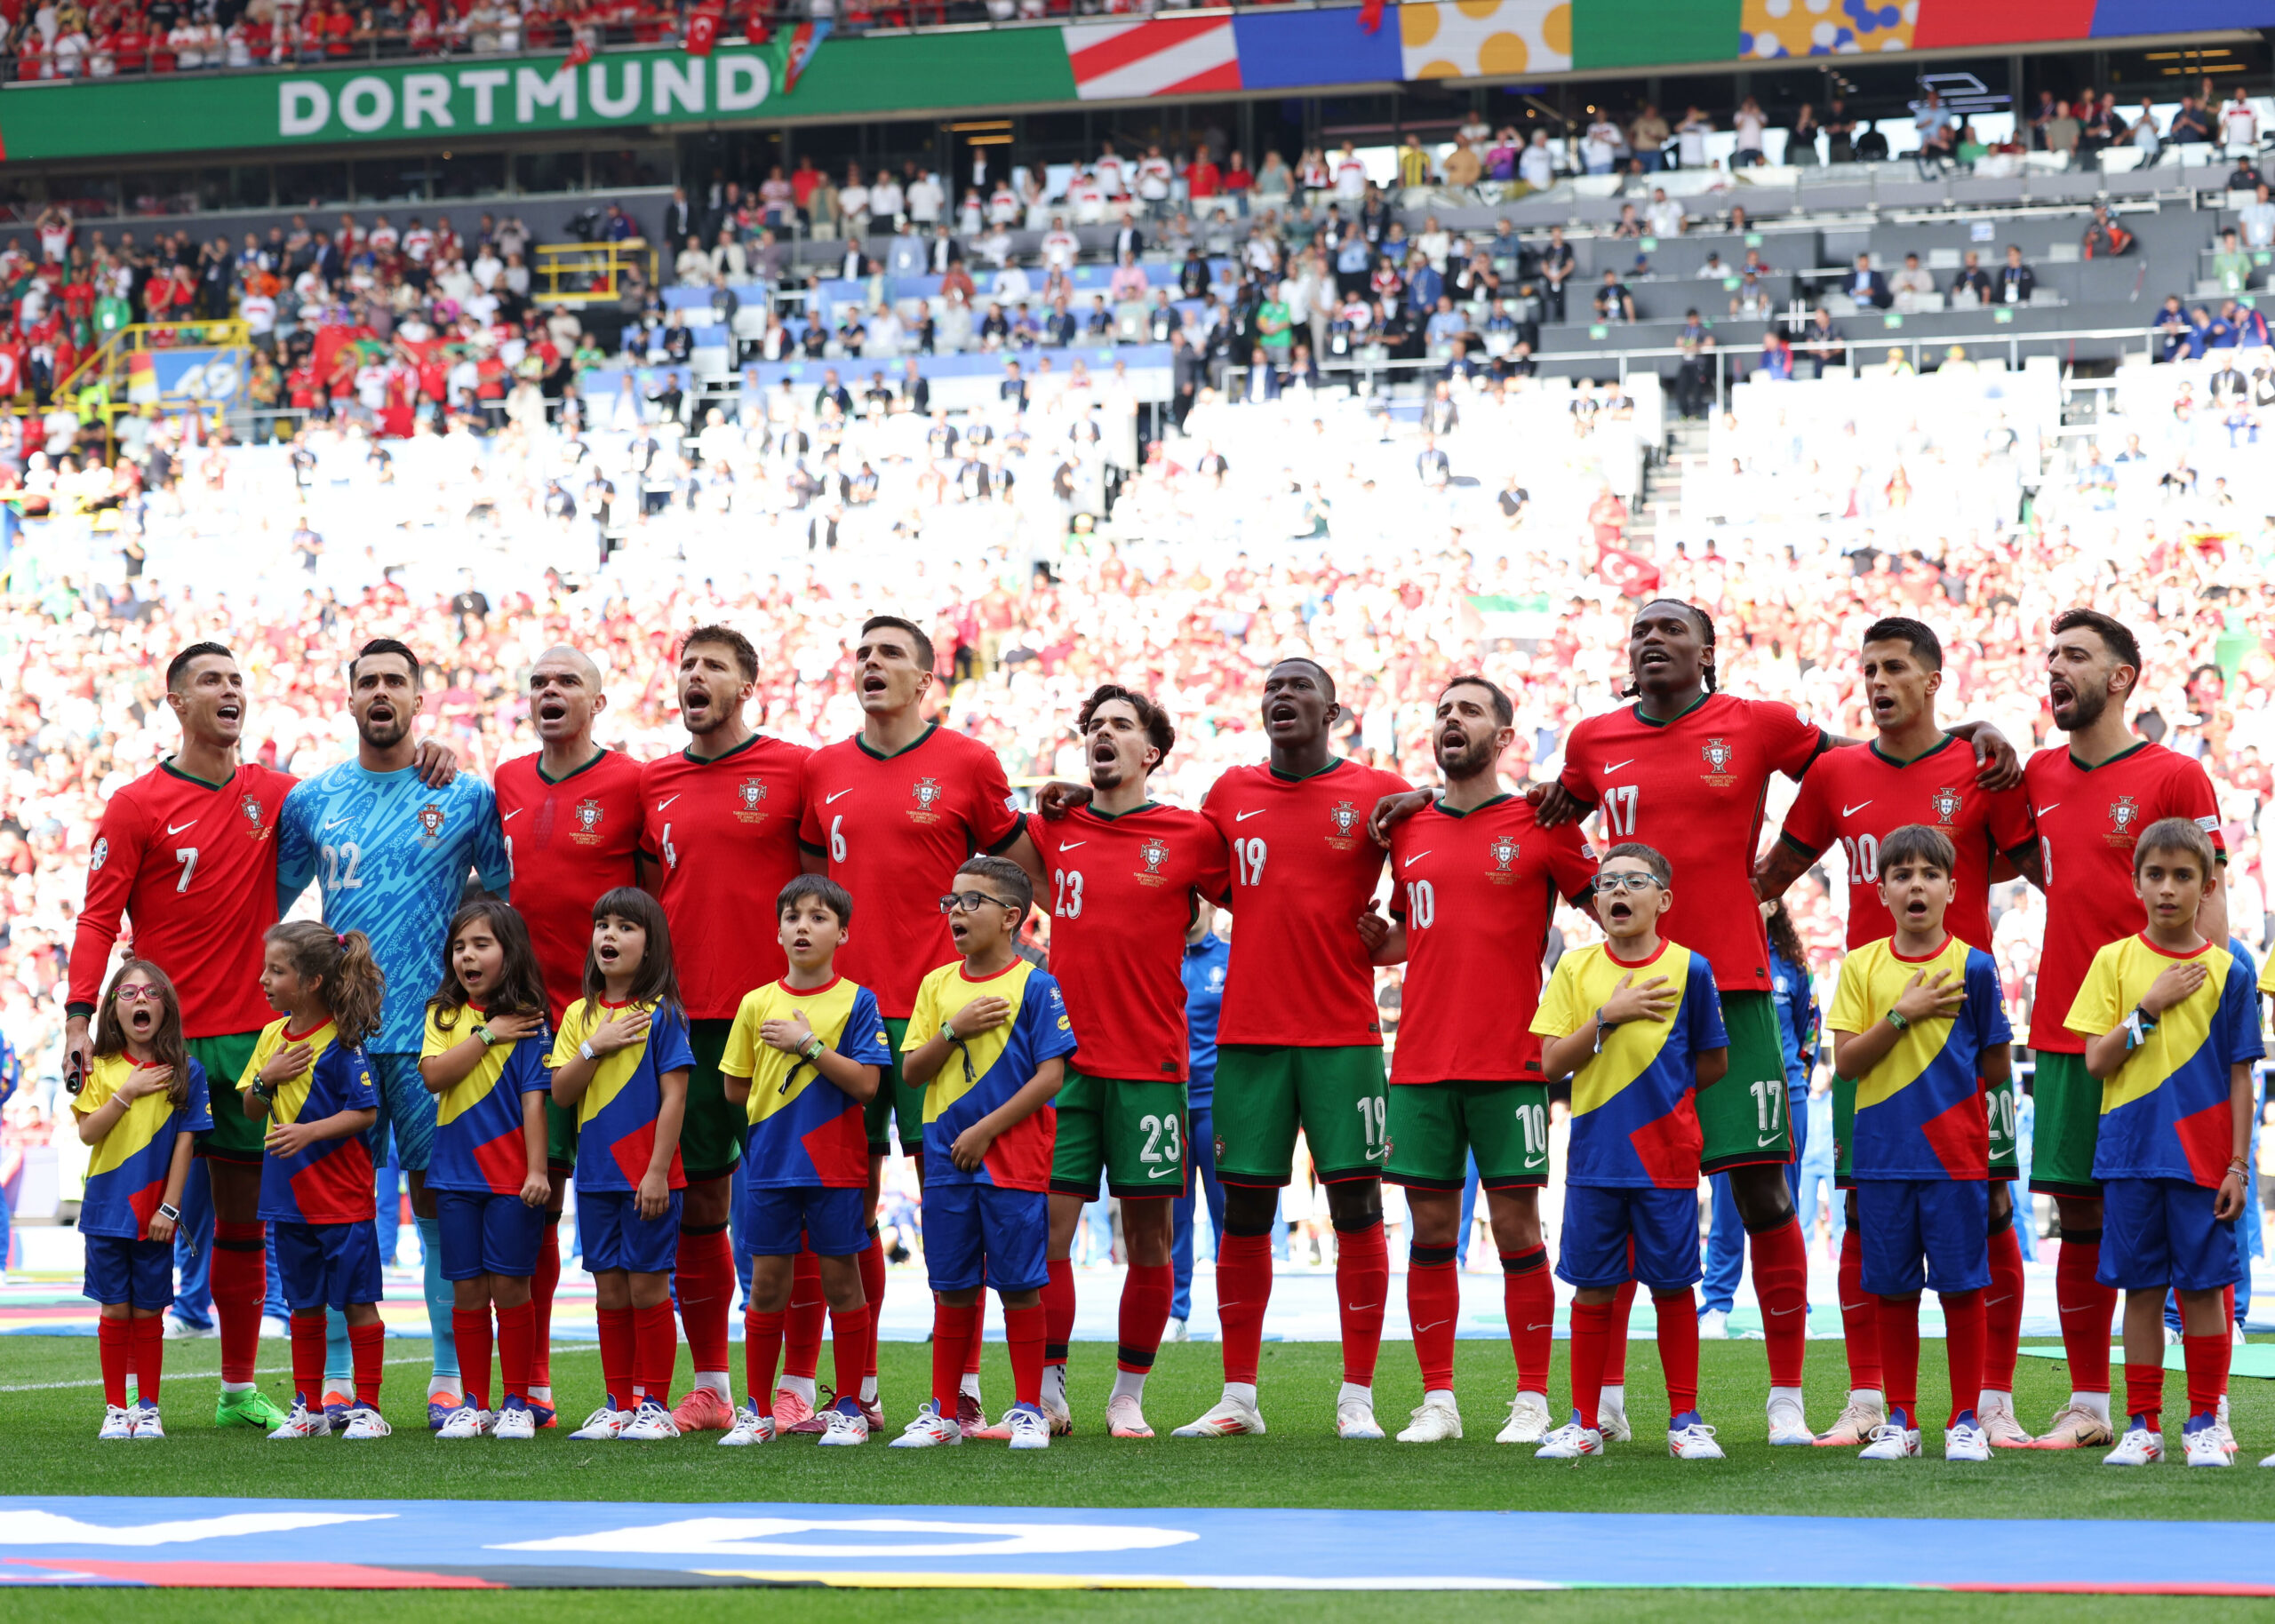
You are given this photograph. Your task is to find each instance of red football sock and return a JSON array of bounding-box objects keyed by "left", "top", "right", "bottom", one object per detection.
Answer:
[
  {"left": 1749, "top": 1216, "right": 1809, "bottom": 1389},
  {"left": 784, "top": 1247, "right": 825, "bottom": 1383},
  {"left": 1006, "top": 1302, "right": 1047, "bottom": 1407},
  {"left": 98, "top": 1317, "right": 132, "bottom": 1408},
  {"left": 930, "top": 1298, "right": 978, "bottom": 1417},
  {"left": 530, "top": 1220, "right": 561, "bottom": 1389},
  {"left": 830, "top": 1303, "right": 870, "bottom": 1403},
  {"left": 451, "top": 1308, "right": 492, "bottom": 1412},
  {"left": 2055, "top": 1226, "right": 2115, "bottom": 1396},
  {"left": 131, "top": 1312, "right": 164, "bottom": 1405},
  {"left": 1877, "top": 1293, "right": 1921, "bottom": 1421},
  {"left": 1335, "top": 1218, "right": 1388, "bottom": 1387},
  {"left": 2184, "top": 1332, "right": 2230, "bottom": 1421},
  {"left": 212, "top": 1220, "right": 267, "bottom": 1386},
  {"left": 1116, "top": 1262, "right": 1174, "bottom": 1375},
  {"left": 1407, "top": 1246, "right": 1461, "bottom": 1391},
  {"left": 2124, "top": 1359, "right": 2165, "bottom": 1429},
  {"left": 290, "top": 1311, "right": 327, "bottom": 1405},
  {"left": 966, "top": 1287, "right": 988, "bottom": 1378},
  {"left": 1838, "top": 1226, "right": 1882, "bottom": 1391},
  {"left": 634, "top": 1301, "right": 678, "bottom": 1405},
  {"left": 1501, "top": 1247, "right": 1553, "bottom": 1395},
  {"left": 1216, "top": 1230, "right": 1274, "bottom": 1388},
  {"left": 674, "top": 1223, "right": 732, "bottom": 1390},
  {"left": 350, "top": 1320, "right": 384, "bottom": 1408},
  {"left": 1568, "top": 1297, "right": 1612, "bottom": 1431},
  {"left": 2220, "top": 1286, "right": 2237, "bottom": 1399},
  {"left": 1043, "top": 1256, "right": 1077, "bottom": 1370},
  {"left": 1655, "top": 1290, "right": 1701, "bottom": 1421},
  {"left": 596, "top": 1305, "right": 635, "bottom": 1409},
  {"left": 859, "top": 1230, "right": 887, "bottom": 1385},
  {"left": 1983, "top": 1219, "right": 2024, "bottom": 1393},
  {"left": 744, "top": 1309, "right": 786, "bottom": 1407},
  {"left": 1940, "top": 1288, "right": 1985, "bottom": 1428},
  {"left": 1604, "top": 1277, "right": 1637, "bottom": 1384},
  {"left": 495, "top": 1300, "right": 536, "bottom": 1406}
]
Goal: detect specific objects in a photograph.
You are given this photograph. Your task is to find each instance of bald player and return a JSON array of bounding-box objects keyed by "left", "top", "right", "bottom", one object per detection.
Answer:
[{"left": 493, "top": 644, "right": 646, "bottom": 1424}]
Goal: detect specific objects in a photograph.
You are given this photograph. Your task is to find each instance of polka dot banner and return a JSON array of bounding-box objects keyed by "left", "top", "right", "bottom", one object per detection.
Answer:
[
  {"left": 1738, "top": 0, "right": 1916, "bottom": 57},
  {"left": 1397, "top": 0, "right": 1573, "bottom": 79}
]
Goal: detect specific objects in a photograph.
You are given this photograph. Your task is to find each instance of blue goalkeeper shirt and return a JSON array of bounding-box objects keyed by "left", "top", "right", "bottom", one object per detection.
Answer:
[{"left": 278, "top": 762, "right": 513, "bottom": 1055}]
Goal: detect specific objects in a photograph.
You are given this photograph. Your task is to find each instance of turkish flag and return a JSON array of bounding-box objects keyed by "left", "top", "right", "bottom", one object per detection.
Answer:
[
  {"left": 1598, "top": 545, "right": 1660, "bottom": 599},
  {"left": 561, "top": 36, "right": 591, "bottom": 68},
  {"left": 685, "top": 8, "right": 718, "bottom": 55},
  {"left": 744, "top": 4, "right": 769, "bottom": 42}
]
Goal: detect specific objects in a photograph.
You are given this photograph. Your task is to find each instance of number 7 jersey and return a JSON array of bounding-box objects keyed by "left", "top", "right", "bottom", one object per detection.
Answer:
[
  {"left": 1558, "top": 693, "right": 1827, "bottom": 994},
  {"left": 1201, "top": 757, "right": 1409, "bottom": 1048}
]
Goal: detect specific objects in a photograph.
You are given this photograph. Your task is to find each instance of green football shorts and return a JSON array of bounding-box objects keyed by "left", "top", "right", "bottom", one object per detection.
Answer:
[
  {"left": 1213, "top": 1043, "right": 1388, "bottom": 1187},
  {"left": 1051, "top": 1071, "right": 1189, "bottom": 1199},
  {"left": 1385, "top": 1079, "right": 1551, "bottom": 1190},
  {"left": 1697, "top": 990, "right": 1794, "bottom": 1174}
]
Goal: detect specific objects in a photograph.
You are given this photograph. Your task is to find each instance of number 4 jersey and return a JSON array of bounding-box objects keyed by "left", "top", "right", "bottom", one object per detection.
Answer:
[{"left": 1030, "top": 803, "right": 1229, "bottom": 1083}]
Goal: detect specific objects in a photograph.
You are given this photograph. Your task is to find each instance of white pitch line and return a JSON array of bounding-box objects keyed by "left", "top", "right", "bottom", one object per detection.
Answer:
[{"left": 0, "top": 1348, "right": 600, "bottom": 1394}]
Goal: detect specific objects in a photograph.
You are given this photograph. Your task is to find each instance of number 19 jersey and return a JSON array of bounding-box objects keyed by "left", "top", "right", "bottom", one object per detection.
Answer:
[
  {"left": 1201, "top": 757, "right": 1408, "bottom": 1048},
  {"left": 1559, "top": 693, "right": 1826, "bottom": 994}
]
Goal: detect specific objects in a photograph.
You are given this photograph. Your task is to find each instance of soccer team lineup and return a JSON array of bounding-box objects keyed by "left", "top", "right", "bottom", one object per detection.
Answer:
[{"left": 66, "top": 598, "right": 2273, "bottom": 1471}]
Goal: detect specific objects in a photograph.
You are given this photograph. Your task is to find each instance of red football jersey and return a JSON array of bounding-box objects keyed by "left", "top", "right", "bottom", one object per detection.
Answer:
[
  {"left": 1032, "top": 803, "right": 1230, "bottom": 1083},
  {"left": 639, "top": 735, "right": 811, "bottom": 1021},
  {"left": 69, "top": 760, "right": 297, "bottom": 1038},
  {"left": 1560, "top": 692, "right": 1827, "bottom": 994},
  {"left": 1201, "top": 757, "right": 1409, "bottom": 1048},
  {"left": 495, "top": 749, "right": 645, "bottom": 1021},
  {"left": 2023, "top": 740, "right": 2223, "bottom": 1054},
  {"left": 1386, "top": 796, "right": 1598, "bottom": 1083},
  {"left": 796, "top": 723, "right": 1025, "bottom": 1018},
  {"left": 1779, "top": 735, "right": 2038, "bottom": 951}
]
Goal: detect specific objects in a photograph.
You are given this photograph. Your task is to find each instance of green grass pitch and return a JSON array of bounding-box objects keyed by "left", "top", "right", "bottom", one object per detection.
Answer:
[{"left": 8, "top": 1332, "right": 2270, "bottom": 1620}]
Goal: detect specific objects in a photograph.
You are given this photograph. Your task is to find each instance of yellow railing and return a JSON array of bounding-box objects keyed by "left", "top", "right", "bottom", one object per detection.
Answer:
[{"left": 533, "top": 239, "right": 656, "bottom": 306}]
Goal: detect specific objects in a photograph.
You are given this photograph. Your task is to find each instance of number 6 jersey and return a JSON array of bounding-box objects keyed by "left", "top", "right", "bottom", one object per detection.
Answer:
[{"left": 1558, "top": 693, "right": 1827, "bottom": 995}]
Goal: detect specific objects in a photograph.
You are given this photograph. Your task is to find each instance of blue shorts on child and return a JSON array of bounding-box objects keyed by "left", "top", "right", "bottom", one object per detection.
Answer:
[
  {"left": 578, "top": 1189, "right": 683, "bottom": 1275},
  {"left": 1857, "top": 1178, "right": 1990, "bottom": 1295},
  {"left": 84, "top": 1236, "right": 174, "bottom": 1310},
  {"left": 436, "top": 1189, "right": 548, "bottom": 1281},
  {"left": 747, "top": 1186, "right": 868, "bottom": 1258},
  {"left": 1555, "top": 1184, "right": 1703, "bottom": 1293},
  {"left": 275, "top": 1219, "right": 384, "bottom": 1311},
  {"left": 924, "top": 1183, "right": 1049, "bottom": 1294},
  {"left": 2097, "top": 1176, "right": 2240, "bottom": 1294}
]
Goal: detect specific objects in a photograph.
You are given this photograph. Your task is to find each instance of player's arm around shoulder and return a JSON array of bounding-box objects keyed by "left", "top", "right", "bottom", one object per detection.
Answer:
[
  {"left": 467, "top": 775, "right": 514, "bottom": 896},
  {"left": 275, "top": 779, "right": 319, "bottom": 905}
]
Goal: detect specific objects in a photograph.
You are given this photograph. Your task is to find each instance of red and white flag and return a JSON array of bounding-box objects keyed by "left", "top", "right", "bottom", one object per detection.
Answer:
[
  {"left": 1061, "top": 17, "right": 1240, "bottom": 102},
  {"left": 561, "top": 35, "right": 592, "bottom": 69},
  {"left": 685, "top": 6, "right": 720, "bottom": 56}
]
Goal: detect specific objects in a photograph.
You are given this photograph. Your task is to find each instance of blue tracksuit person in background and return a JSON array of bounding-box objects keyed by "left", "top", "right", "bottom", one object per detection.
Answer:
[{"left": 1169, "top": 905, "right": 1229, "bottom": 1337}]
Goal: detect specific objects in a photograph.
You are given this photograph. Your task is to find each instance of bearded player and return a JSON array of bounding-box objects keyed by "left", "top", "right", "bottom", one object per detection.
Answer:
[
  {"left": 799, "top": 615, "right": 1042, "bottom": 1429},
  {"left": 1369, "top": 677, "right": 1597, "bottom": 1445},
  {"left": 1752, "top": 617, "right": 2040, "bottom": 1448},
  {"left": 2016, "top": 609, "right": 2225, "bottom": 1450},
  {"left": 1025, "top": 685, "right": 1228, "bottom": 1439},
  {"left": 493, "top": 645, "right": 646, "bottom": 1426},
  {"left": 1377, "top": 601, "right": 2015, "bottom": 1443},
  {"left": 639, "top": 625, "right": 812, "bottom": 1433},
  {"left": 1159, "top": 657, "right": 1409, "bottom": 1441}
]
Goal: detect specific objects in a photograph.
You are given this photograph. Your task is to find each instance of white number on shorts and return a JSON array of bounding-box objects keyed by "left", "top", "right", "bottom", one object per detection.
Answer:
[
  {"left": 1354, "top": 1095, "right": 1387, "bottom": 1157},
  {"left": 172, "top": 846, "right": 199, "bottom": 894},
  {"left": 1053, "top": 869, "right": 1084, "bottom": 919},
  {"left": 1233, "top": 836, "right": 1266, "bottom": 887},
  {"left": 1752, "top": 1078, "right": 1781, "bottom": 1135},
  {"left": 1838, "top": 832, "right": 1880, "bottom": 888},
  {"left": 1517, "top": 1101, "right": 1547, "bottom": 1157},
  {"left": 1404, "top": 878, "right": 1435, "bottom": 930},
  {"left": 1139, "top": 1111, "right": 1181, "bottom": 1166},
  {"left": 318, "top": 840, "right": 363, "bottom": 891},
  {"left": 1988, "top": 1084, "right": 2016, "bottom": 1143},
  {"left": 1602, "top": 784, "right": 1640, "bottom": 838},
  {"left": 830, "top": 813, "right": 847, "bottom": 864}
]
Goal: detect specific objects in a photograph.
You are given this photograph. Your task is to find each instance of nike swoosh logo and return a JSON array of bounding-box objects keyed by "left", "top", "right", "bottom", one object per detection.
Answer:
[
  {"left": 826, "top": 789, "right": 853, "bottom": 804},
  {"left": 164, "top": 820, "right": 198, "bottom": 835},
  {"left": 322, "top": 817, "right": 350, "bottom": 831},
  {"left": 1403, "top": 853, "right": 1429, "bottom": 866},
  {"left": 1058, "top": 840, "right": 1087, "bottom": 851},
  {"left": 1413, "top": 1318, "right": 1451, "bottom": 1334},
  {"left": 1525, "top": 1323, "right": 1555, "bottom": 1333},
  {"left": 501, "top": 809, "right": 523, "bottom": 822},
  {"left": 1235, "top": 810, "right": 1265, "bottom": 822},
  {"left": 1757, "top": 1133, "right": 1784, "bottom": 1147},
  {"left": 1840, "top": 801, "right": 1872, "bottom": 816},
  {"left": 656, "top": 795, "right": 680, "bottom": 810},
  {"left": 1147, "top": 1165, "right": 1178, "bottom": 1179},
  {"left": 1602, "top": 759, "right": 1634, "bottom": 773},
  {"left": 2037, "top": 803, "right": 2059, "bottom": 815}
]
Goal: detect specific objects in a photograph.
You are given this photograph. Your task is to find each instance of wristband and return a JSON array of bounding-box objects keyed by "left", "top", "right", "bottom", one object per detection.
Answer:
[
  {"left": 579, "top": 1039, "right": 597, "bottom": 1063},
  {"left": 1884, "top": 1009, "right": 1911, "bottom": 1032},
  {"left": 941, "top": 1020, "right": 959, "bottom": 1044},
  {"left": 251, "top": 1078, "right": 276, "bottom": 1105},
  {"left": 475, "top": 1023, "right": 496, "bottom": 1047},
  {"left": 801, "top": 1036, "right": 826, "bottom": 1063},
  {"left": 1592, "top": 1007, "right": 1616, "bottom": 1055},
  {"left": 156, "top": 1202, "right": 180, "bottom": 1223}
]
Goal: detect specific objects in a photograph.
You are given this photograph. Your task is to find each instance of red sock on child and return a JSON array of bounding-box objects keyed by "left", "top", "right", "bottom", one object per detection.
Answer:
[
  {"left": 783, "top": 1247, "right": 825, "bottom": 1384},
  {"left": 99, "top": 1318, "right": 132, "bottom": 1409},
  {"left": 495, "top": 1300, "right": 536, "bottom": 1407},
  {"left": 349, "top": 1320, "right": 384, "bottom": 1409},
  {"left": 595, "top": 1305, "right": 635, "bottom": 1410},
  {"left": 131, "top": 1313, "right": 164, "bottom": 1405},
  {"left": 452, "top": 1308, "right": 492, "bottom": 1412}
]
